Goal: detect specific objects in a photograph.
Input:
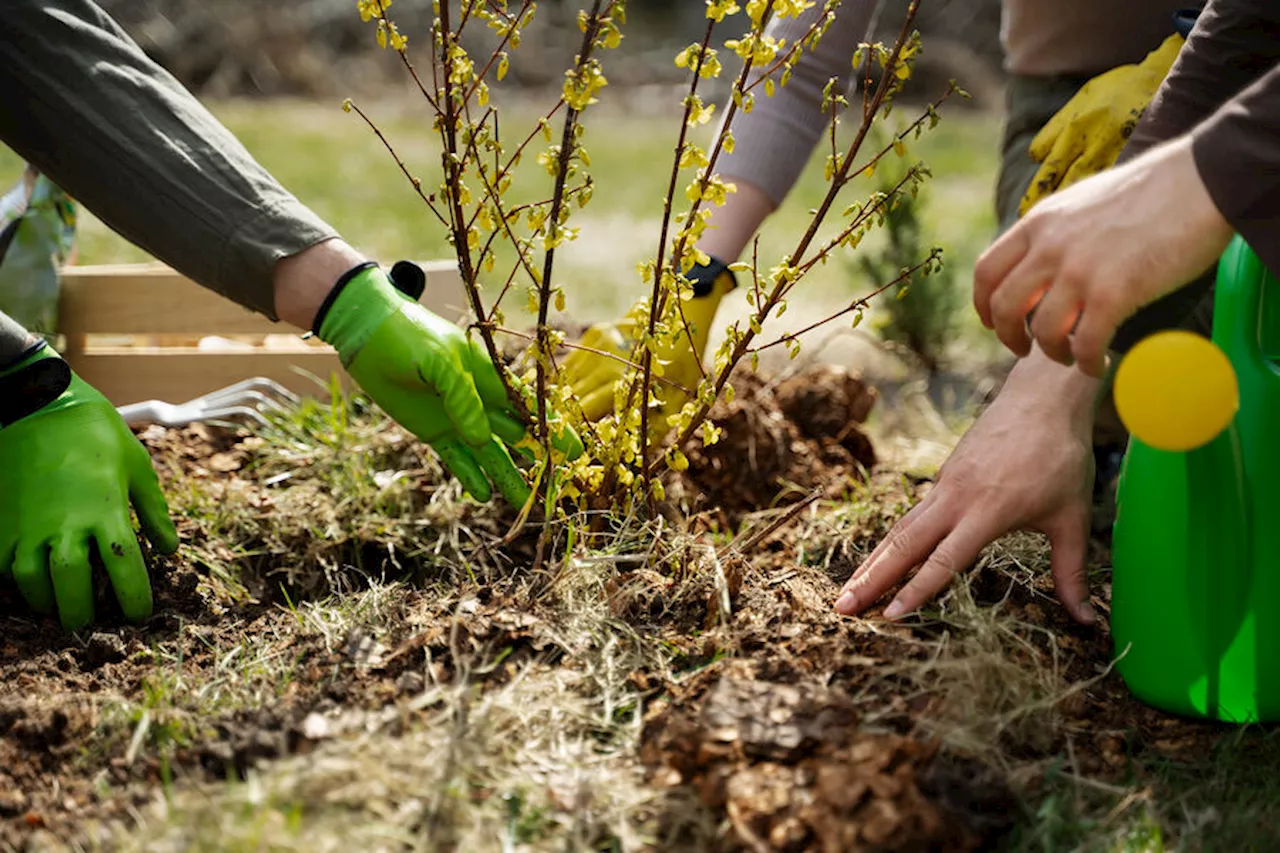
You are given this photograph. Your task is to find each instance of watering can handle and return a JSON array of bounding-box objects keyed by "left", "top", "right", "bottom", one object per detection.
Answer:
[{"left": 1212, "top": 235, "right": 1273, "bottom": 374}]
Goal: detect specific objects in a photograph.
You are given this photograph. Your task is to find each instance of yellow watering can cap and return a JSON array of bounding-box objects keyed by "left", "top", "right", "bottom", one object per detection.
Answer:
[{"left": 1113, "top": 330, "right": 1239, "bottom": 452}]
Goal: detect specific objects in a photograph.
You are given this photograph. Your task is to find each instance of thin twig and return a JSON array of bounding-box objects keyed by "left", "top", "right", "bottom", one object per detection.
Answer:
[
  {"left": 750, "top": 248, "right": 941, "bottom": 353},
  {"left": 371, "top": 0, "right": 439, "bottom": 111},
  {"left": 493, "top": 327, "right": 694, "bottom": 395},
  {"left": 729, "top": 488, "right": 823, "bottom": 555},
  {"left": 655, "top": 1, "right": 928, "bottom": 470},
  {"left": 535, "top": 0, "right": 607, "bottom": 446},
  {"left": 636, "top": 16, "right": 718, "bottom": 480},
  {"left": 531, "top": 0, "right": 614, "bottom": 569},
  {"left": 344, "top": 100, "right": 449, "bottom": 229},
  {"left": 435, "top": 0, "right": 529, "bottom": 419}
]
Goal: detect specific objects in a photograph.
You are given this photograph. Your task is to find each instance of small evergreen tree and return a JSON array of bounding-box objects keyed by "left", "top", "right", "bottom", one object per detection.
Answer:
[{"left": 856, "top": 153, "right": 959, "bottom": 376}]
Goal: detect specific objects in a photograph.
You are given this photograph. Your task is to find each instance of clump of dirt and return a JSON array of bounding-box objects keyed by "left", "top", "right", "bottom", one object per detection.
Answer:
[
  {"left": 640, "top": 668, "right": 1013, "bottom": 852},
  {"left": 134, "top": 421, "right": 249, "bottom": 478},
  {"left": 775, "top": 363, "right": 879, "bottom": 462},
  {"left": 671, "top": 364, "right": 878, "bottom": 523}
]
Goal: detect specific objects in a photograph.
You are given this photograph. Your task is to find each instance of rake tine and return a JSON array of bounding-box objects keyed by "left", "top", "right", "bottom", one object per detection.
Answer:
[
  {"left": 192, "top": 405, "right": 273, "bottom": 428},
  {"left": 117, "top": 377, "right": 303, "bottom": 429},
  {"left": 194, "top": 389, "right": 290, "bottom": 414},
  {"left": 183, "top": 378, "right": 300, "bottom": 409},
  {"left": 234, "top": 377, "right": 301, "bottom": 405},
  {"left": 175, "top": 378, "right": 301, "bottom": 415}
]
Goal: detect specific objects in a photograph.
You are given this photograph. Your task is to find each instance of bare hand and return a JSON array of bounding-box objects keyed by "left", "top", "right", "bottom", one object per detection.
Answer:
[
  {"left": 834, "top": 350, "right": 1100, "bottom": 625},
  {"left": 973, "top": 137, "right": 1233, "bottom": 378}
]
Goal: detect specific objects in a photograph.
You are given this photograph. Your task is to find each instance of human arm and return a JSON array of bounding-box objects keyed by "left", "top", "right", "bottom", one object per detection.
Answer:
[
  {"left": 976, "top": 0, "right": 1280, "bottom": 375},
  {"left": 684, "top": 0, "right": 876, "bottom": 263},
  {"left": 710, "top": 0, "right": 875, "bottom": 228},
  {"left": 835, "top": 344, "right": 1102, "bottom": 625},
  {"left": 975, "top": 134, "right": 1233, "bottom": 377},
  {"left": 833, "top": 0, "right": 1280, "bottom": 626},
  {"left": 0, "top": 0, "right": 561, "bottom": 507},
  {"left": 0, "top": 0, "right": 336, "bottom": 319}
]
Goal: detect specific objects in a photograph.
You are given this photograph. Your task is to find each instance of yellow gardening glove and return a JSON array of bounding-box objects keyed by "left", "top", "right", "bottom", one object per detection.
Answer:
[
  {"left": 1019, "top": 32, "right": 1185, "bottom": 217},
  {"left": 560, "top": 258, "right": 736, "bottom": 430}
]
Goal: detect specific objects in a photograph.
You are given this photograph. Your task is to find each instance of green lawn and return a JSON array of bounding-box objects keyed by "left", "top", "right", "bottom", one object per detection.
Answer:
[{"left": 0, "top": 90, "right": 1004, "bottom": 337}]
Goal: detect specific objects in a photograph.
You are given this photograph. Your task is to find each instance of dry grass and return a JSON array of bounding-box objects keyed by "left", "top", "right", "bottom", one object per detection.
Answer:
[
  {"left": 903, "top": 564, "right": 1105, "bottom": 763},
  {"left": 160, "top": 388, "right": 526, "bottom": 607},
  {"left": 119, "top": 663, "right": 683, "bottom": 853},
  {"left": 105, "top": 544, "right": 718, "bottom": 853}
]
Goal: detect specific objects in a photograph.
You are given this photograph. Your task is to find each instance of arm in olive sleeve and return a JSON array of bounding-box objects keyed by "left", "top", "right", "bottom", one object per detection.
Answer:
[{"left": 0, "top": 0, "right": 340, "bottom": 320}]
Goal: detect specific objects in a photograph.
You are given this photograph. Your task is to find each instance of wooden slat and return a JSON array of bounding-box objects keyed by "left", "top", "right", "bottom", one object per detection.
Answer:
[
  {"left": 70, "top": 350, "right": 354, "bottom": 407},
  {"left": 53, "top": 259, "right": 477, "bottom": 407},
  {"left": 57, "top": 259, "right": 469, "bottom": 336}
]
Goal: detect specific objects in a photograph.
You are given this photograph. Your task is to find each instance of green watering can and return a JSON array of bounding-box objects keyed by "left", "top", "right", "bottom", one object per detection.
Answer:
[{"left": 1111, "top": 234, "right": 1280, "bottom": 722}]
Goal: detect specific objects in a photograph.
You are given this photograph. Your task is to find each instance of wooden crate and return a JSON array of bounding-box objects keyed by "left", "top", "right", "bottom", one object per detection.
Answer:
[{"left": 56, "top": 260, "right": 470, "bottom": 406}]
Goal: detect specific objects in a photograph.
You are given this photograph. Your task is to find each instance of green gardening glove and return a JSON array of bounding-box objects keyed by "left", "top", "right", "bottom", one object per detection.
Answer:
[
  {"left": 0, "top": 342, "right": 179, "bottom": 632},
  {"left": 315, "top": 262, "right": 580, "bottom": 507}
]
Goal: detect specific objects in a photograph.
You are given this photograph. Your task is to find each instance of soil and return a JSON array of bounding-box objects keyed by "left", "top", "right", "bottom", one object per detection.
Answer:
[
  {"left": 0, "top": 362, "right": 1261, "bottom": 852},
  {"left": 670, "top": 365, "right": 878, "bottom": 525}
]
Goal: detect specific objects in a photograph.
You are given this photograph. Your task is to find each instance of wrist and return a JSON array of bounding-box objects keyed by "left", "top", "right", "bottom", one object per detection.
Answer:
[
  {"left": 1006, "top": 345, "right": 1102, "bottom": 428},
  {"left": 1172, "top": 7, "right": 1198, "bottom": 39},
  {"left": 687, "top": 255, "right": 737, "bottom": 299},
  {"left": 272, "top": 238, "right": 371, "bottom": 330},
  {"left": 697, "top": 178, "right": 776, "bottom": 262},
  {"left": 0, "top": 338, "right": 56, "bottom": 376},
  {"left": 0, "top": 310, "right": 41, "bottom": 369}
]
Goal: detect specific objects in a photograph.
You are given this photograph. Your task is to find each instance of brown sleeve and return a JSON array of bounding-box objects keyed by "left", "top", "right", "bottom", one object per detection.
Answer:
[
  {"left": 0, "top": 0, "right": 340, "bottom": 321},
  {"left": 1111, "top": 0, "right": 1280, "bottom": 352},
  {"left": 1117, "top": 0, "right": 1280, "bottom": 166},
  {"left": 1189, "top": 64, "right": 1280, "bottom": 260}
]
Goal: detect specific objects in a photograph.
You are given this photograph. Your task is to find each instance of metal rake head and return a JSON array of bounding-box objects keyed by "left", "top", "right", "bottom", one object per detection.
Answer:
[{"left": 116, "top": 377, "right": 302, "bottom": 428}]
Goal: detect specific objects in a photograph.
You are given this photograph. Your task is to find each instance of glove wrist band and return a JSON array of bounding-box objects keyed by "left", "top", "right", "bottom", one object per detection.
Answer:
[
  {"left": 0, "top": 340, "right": 72, "bottom": 427},
  {"left": 311, "top": 260, "right": 432, "bottom": 336},
  {"left": 689, "top": 255, "right": 737, "bottom": 298},
  {"left": 310, "top": 261, "right": 379, "bottom": 335},
  {"left": 1172, "top": 7, "right": 1200, "bottom": 38}
]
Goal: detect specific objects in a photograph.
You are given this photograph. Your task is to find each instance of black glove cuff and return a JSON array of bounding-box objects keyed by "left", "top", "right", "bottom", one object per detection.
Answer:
[
  {"left": 0, "top": 341, "right": 72, "bottom": 427},
  {"left": 309, "top": 260, "right": 430, "bottom": 335},
  {"left": 389, "top": 260, "right": 427, "bottom": 301},
  {"left": 1173, "top": 6, "right": 1202, "bottom": 38},
  {"left": 688, "top": 254, "right": 737, "bottom": 298}
]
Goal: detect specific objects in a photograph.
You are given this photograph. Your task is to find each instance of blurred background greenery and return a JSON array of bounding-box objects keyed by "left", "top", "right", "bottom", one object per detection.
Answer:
[{"left": 0, "top": 0, "right": 1013, "bottom": 393}]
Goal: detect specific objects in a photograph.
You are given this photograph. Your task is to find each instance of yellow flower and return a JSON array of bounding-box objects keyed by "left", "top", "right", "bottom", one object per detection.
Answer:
[
  {"left": 706, "top": 0, "right": 741, "bottom": 23},
  {"left": 357, "top": 0, "right": 387, "bottom": 23},
  {"left": 774, "top": 0, "right": 816, "bottom": 18}
]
